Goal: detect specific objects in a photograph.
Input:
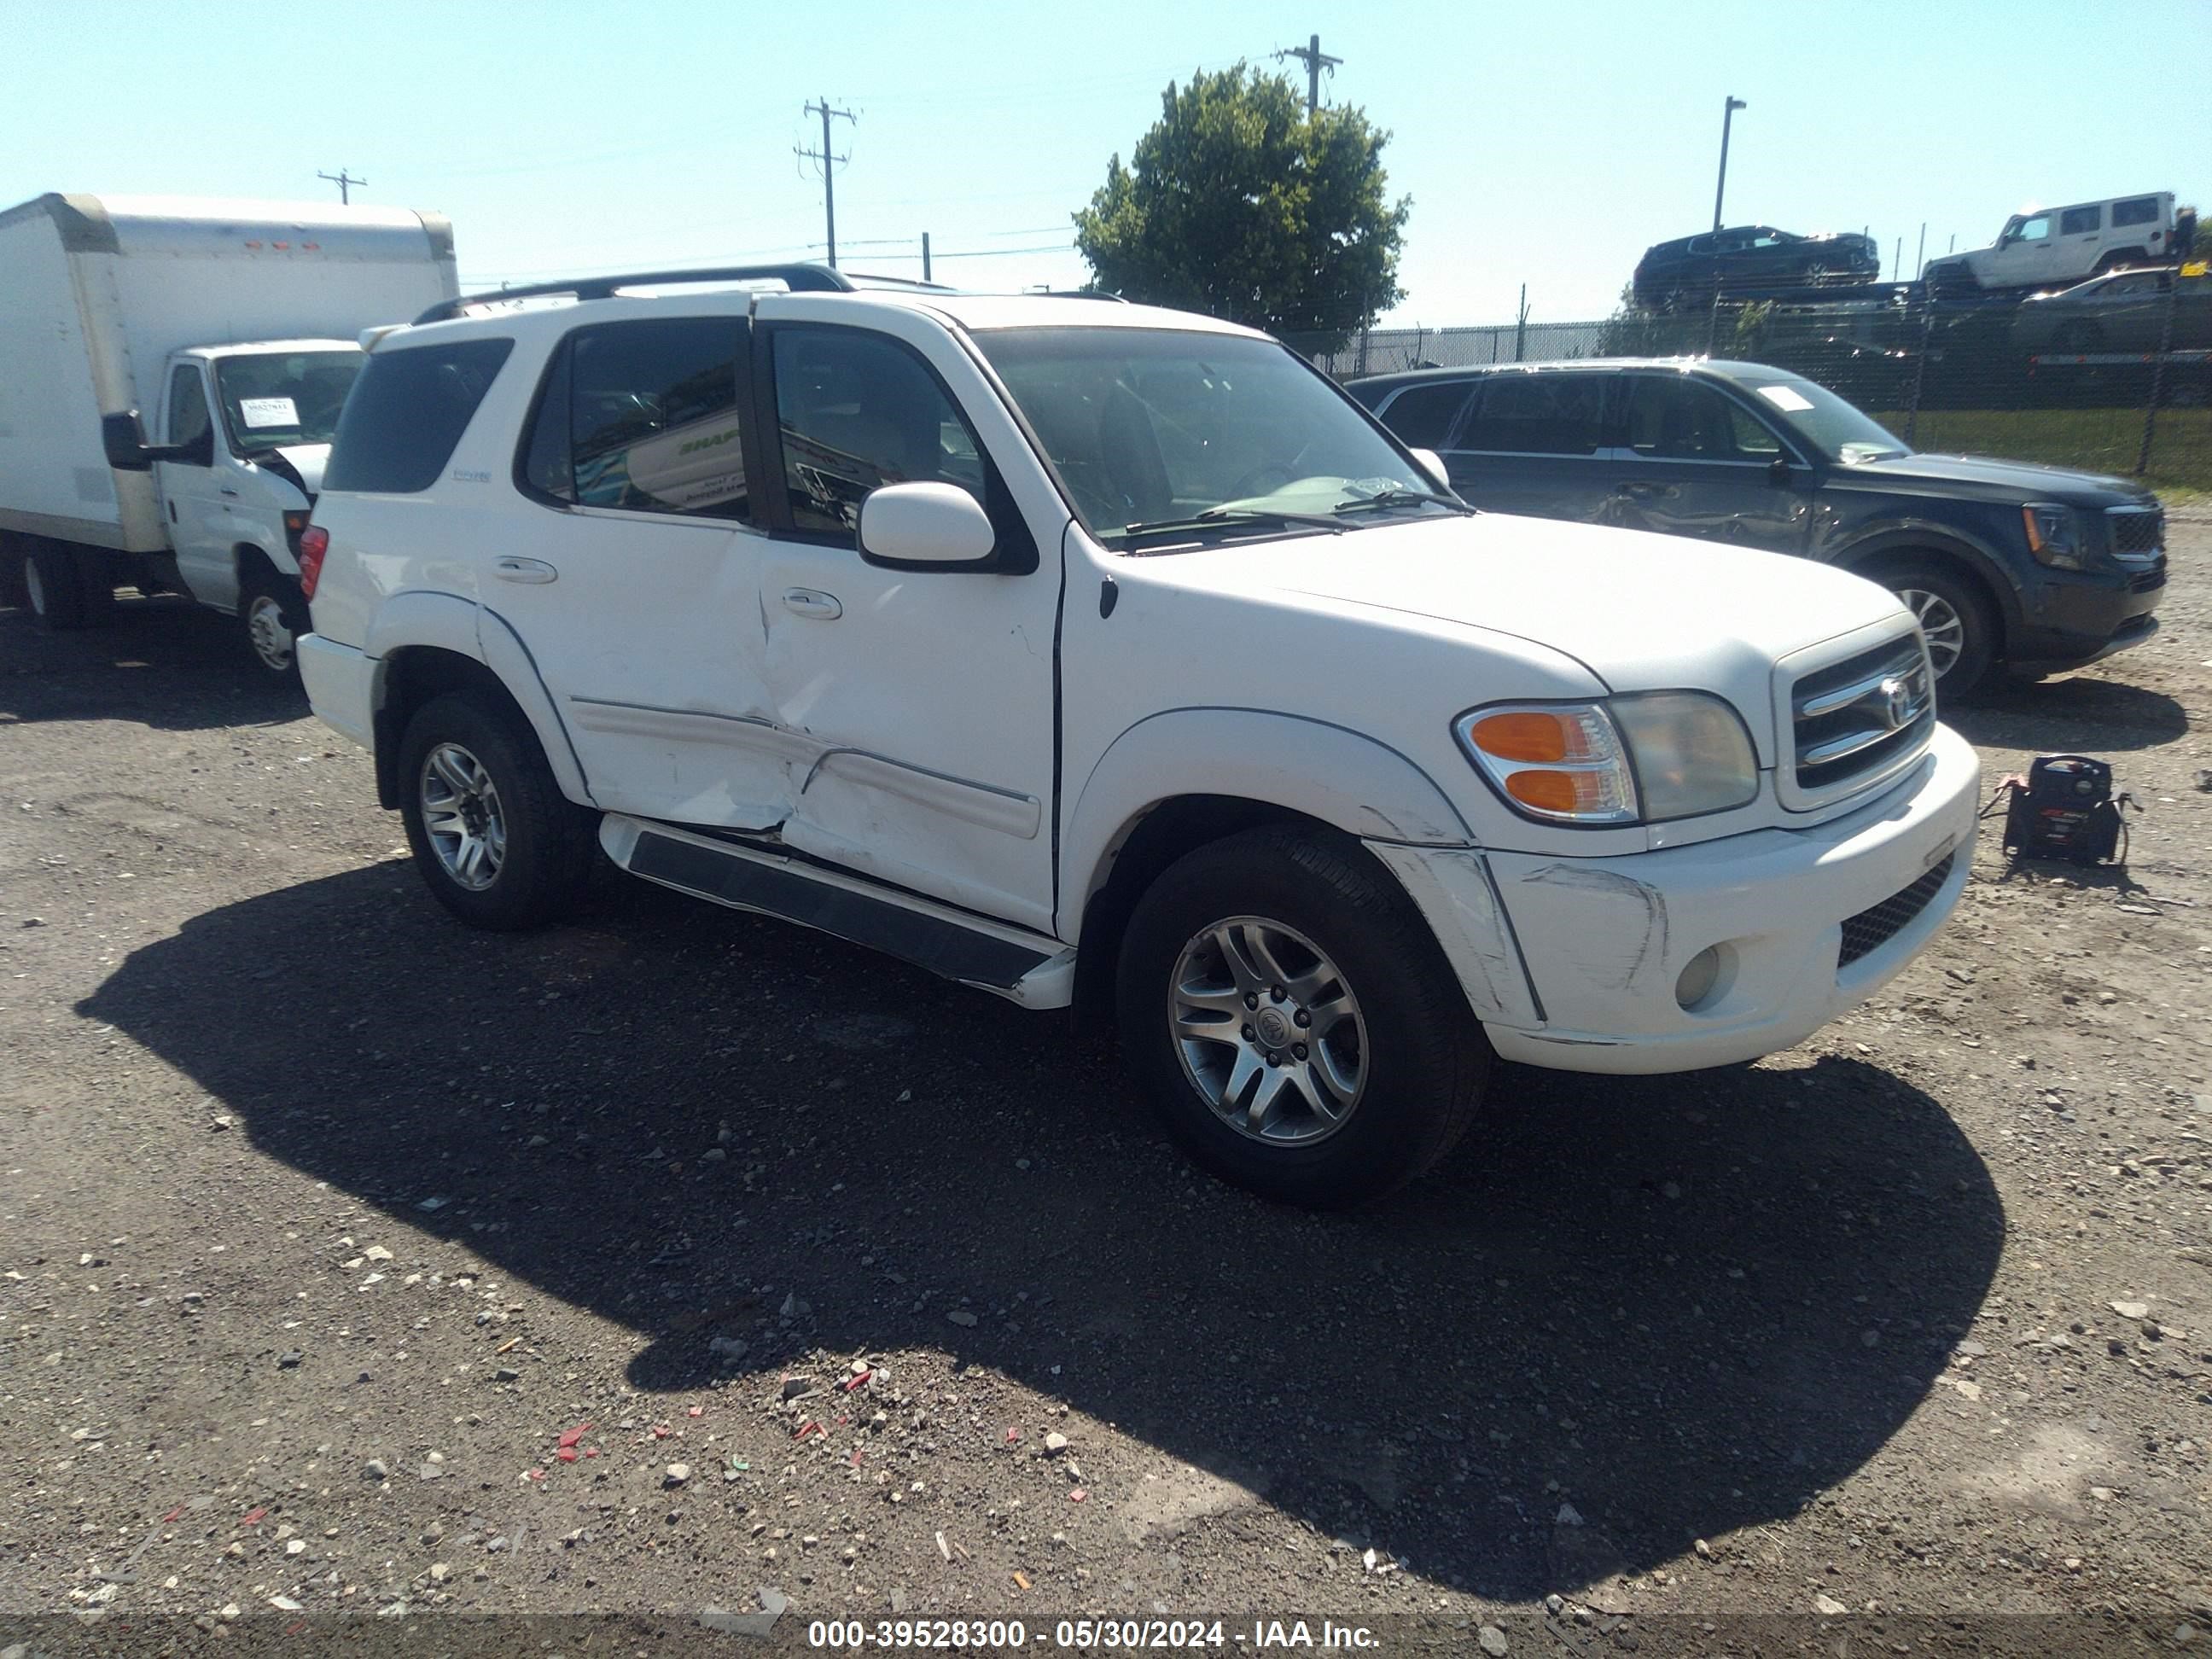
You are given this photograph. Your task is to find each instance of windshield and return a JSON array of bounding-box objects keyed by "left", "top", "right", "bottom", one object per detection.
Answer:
[
  {"left": 973, "top": 329, "right": 1445, "bottom": 545},
  {"left": 1738, "top": 371, "right": 1910, "bottom": 465},
  {"left": 212, "top": 351, "right": 362, "bottom": 451}
]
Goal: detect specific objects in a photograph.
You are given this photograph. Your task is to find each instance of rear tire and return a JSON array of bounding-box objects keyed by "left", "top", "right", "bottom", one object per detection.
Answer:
[
  {"left": 396, "top": 690, "right": 597, "bottom": 931},
  {"left": 25, "top": 541, "right": 89, "bottom": 633},
  {"left": 1874, "top": 557, "right": 1999, "bottom": 696},
  {"left": 1115, "top": 824, "right": 1489, "bottom": 1208}
]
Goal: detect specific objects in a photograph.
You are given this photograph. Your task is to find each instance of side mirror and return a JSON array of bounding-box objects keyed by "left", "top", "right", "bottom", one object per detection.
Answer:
[
  {"left": 102, "top": 410, "right": 154, "bottom": 472},
  {"left": 859, "top": 482, "right": 997, "bottom": 569},
  {"left": 102, "top": 410, "right": 210, "bottom": 471},
  {"left": 1408, "top": 447, "right": 1452, "bottom": 492}
]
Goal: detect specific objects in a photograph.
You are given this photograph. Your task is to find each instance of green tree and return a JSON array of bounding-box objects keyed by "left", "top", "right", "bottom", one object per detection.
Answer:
[{"left": 1073, "top": 64, "right": 1409, "bottom": 351}]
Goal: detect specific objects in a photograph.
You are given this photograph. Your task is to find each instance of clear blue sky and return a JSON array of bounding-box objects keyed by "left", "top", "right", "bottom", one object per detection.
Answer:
[{"left": 3, "top": 0, "right": 2203, "bottom": 327}]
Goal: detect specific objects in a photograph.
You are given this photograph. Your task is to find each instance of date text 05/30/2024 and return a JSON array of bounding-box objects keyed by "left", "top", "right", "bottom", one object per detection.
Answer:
[{"left": 805, "top": 1618, "right": 1382, "bottom": 1649}]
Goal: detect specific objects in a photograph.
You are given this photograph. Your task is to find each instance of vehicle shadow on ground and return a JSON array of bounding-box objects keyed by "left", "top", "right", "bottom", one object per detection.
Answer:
[
  {"left": 1953, "top": 671, "right": 2187, "bottom": 753},
  {"left": 80, "top": 864, "right": 2005, "bottom": 1601},
  {"left": 0, "top": 599, "right": 304, "bottom": 729}
]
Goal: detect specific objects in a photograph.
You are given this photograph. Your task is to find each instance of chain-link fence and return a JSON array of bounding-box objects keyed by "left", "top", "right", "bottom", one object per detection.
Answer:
[{"left": 1286, "top": 286, "right": 2211, "bottom": 495}]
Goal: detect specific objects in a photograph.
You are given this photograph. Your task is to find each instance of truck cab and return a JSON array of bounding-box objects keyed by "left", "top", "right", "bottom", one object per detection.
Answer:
[{"left": 142, "top": 340, "right": 363, "bottom": 674}]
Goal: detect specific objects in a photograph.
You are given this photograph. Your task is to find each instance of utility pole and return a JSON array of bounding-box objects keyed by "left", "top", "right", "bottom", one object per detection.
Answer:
[
  {"left": 1273, "top": 33, "right": 1342, "bottom": 116},
  {"left": 1913, "top": 221, "right": 1927, "bottom": 283},
  {"left": 922, "top": 232, "right": 932, "bottom": 284},
  {"left": 795, "top": 98, "right": 856, "bottom": 268},
  {"left": 317, "top": 168, "right": 365, "bottom": 205},
  {"left": 1710, "top": 96, "right": 1746, "bottom": 231}
]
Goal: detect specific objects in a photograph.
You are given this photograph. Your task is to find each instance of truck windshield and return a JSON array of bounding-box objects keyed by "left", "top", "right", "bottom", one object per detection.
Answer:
[
  {"left": 1738, "top": 372, "right": 1911, "bottom": 466},
  {"left": 973, "top": 329, "right": 1445, "bottom": 545},
  {"left": 212, "top": 351, "right": 363, "bottom": 452}
]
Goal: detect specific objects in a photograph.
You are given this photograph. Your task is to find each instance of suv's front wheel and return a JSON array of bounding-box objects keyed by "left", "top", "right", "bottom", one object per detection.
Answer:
[
  {"left": 1115, "top": 825, "right": 1488, "bottom": 1208},
  {"left": 1876, "top": 558, "right": 1997, "bottom": 696},
  {"left": 397, "top": 691, "right": 597, "bottom": 930}
]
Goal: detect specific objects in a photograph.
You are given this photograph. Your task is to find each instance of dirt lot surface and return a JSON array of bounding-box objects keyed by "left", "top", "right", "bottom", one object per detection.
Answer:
[{"left": 2, "top": 524, "right": 2209, "bottom": 1655}]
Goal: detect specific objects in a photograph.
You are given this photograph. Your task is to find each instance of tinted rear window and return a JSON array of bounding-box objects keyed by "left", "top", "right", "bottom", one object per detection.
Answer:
[
  {"left": 2112, "top": 196, "right": 2161, "bottom": 228},
  {"left": 1460, "top": 375, "right": 1608, "bottom": 456},
  {"left": 323, "top": 337, "right": 515, "bottom": 494},
  {"left": 1377, "top": 381, "right": 1476, "bottom": 448}
]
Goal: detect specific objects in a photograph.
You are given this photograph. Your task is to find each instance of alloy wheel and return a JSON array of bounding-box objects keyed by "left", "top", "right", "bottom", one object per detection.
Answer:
[
  {"left": 1167, "top": 916, "right": 1368, "bottom": 1144},
  {"left": 1898, "top": 587, "right": 1965, "bottom": 679},
  {"left": 419, "top": 742, "right": 507, "bottom": 891}
]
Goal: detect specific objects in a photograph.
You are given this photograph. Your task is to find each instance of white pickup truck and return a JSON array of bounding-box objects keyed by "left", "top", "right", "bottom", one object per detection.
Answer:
[
  {"left": 296, "top": 266, "right": 1980, "bottom": 1206},
  {"left": 0, "top": 193, "right": 457, "bottom": 675}
]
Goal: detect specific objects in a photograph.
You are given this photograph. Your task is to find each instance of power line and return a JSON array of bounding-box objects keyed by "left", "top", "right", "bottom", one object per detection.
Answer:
[
  {"left": 1272, "top": 33, "right": 1342, "bottom": 117},
  {"left": 317, "top": 168, "right": 365, "bottom": 205},
  {"left": 795, "top": 97, "right": 856, "bottom": 268}
]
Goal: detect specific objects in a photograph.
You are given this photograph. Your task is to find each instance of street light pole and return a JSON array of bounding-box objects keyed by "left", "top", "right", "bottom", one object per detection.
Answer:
[{"left": 1711, "top": 96, "right": 1747, "bottom": 232}]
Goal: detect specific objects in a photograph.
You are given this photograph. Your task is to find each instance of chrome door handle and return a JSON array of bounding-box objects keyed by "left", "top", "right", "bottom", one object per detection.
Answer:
[
  {"left": 493, "top": 556, "right": 558, "bottom": 584},
  {"left": 218, "top": 486, "right": 240, "bottom": 498},
  {"left": 783, "top": 587, "right": 842, "bottom": 620}
]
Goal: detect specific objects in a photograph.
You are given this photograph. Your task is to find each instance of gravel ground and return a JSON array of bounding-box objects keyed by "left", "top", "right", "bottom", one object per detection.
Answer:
[{"left": 1, "top": 526, "right": 2208, "bottom": 1652}]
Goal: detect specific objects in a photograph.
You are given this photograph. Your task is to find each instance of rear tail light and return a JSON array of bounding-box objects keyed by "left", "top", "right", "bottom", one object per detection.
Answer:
[{"left": 297, "top": 525, "right": 330, "bottom": 601}]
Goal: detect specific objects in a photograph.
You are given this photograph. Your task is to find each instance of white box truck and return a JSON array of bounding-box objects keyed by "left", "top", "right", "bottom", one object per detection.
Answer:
[{"left": 0, "top": 193, "right": 457, "bottom": 676}]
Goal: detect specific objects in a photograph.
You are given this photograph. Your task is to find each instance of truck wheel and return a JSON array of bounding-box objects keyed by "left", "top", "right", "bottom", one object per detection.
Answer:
[
  {"left": 1877, "top": 558, "right": 1997, "bottom": 696},
  {"left": 24, "top": 542, "right": 89, "bottom": 633},
  {"left": 1115, "top": 824, "right": 1489, "bottom": 1208},
  {"left": 396, "top": 691, "right": 597, "bottom": 931},
  {"left": 238, "top": 571, "right": 303, "bottom": 683}
]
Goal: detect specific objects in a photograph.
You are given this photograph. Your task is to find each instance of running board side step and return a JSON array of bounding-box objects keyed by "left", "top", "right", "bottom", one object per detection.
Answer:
[{"left": 598, "top": 815, "right": 1075, "bottom": 1009}]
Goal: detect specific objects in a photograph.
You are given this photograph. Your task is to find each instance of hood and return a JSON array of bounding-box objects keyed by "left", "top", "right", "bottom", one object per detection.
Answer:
[
  {"left": 1152, "top": 513, "right": 1909, "bottom": 752},
  {"left": 242, "top": 443, "right": 328, "bottom": 504},
  {"left": 1842, "top": 451, "right": 2151, "bottom": 504}
]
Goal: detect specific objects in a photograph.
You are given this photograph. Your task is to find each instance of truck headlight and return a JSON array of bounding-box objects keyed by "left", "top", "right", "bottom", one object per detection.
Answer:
[
  {"left": 1455, "top": 693, "right": 1759, "bottom": 826},
  {"left": 2023, "top": 503, "right": 2089, "bottom": 570}
]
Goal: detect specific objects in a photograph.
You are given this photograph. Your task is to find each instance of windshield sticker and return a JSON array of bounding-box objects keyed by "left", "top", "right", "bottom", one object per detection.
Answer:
[
  {"left": 239, "top": 396, "right": 299, "bottom": 428},
  {"left": 1756, "top": 385, "right": 1814, "bottom": 412}
]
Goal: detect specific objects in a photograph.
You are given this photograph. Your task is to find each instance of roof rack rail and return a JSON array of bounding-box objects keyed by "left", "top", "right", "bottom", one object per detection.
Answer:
[{"left": 411, "top": 262, "right": 857, "bottom": 325}]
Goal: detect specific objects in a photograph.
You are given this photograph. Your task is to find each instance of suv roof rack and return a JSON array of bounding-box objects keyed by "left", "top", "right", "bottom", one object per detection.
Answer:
[{"left": 411, "top": 262, "right": 931, "bottom": 326}]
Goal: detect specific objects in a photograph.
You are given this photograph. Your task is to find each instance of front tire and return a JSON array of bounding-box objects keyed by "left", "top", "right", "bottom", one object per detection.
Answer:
[
  {"left": 1877, "top": 558, "right": 1998, "bottom": 696},
  {"left": 397, "top": 691, "right": 597, "bottom": 931},
  {"left": 238, "top": 570, "right": 305, "bottom": 684},
  {"left": 1115, "top": 824, "right": 1489, "bottom": 1208}
]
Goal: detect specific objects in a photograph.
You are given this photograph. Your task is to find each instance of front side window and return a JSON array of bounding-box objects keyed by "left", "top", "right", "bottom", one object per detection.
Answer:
[
  {"left": 975, "top": 328, "right": 1443, "bottom": 543},
  {"left": 1460, "top": 375, "right": 1607, "bottom": 457},
  {"left": 769, "top": 328, "right": 984, "bottom": 539},
  {"left": 1377, "top": 381, "right": 1476, "bottom": 449},
  {"left": 323, "top": 338, "right": 513, "bottom": 495},
  {"left": 2113, "top": 196, "right": 2161, "bottom": 228},
  {"left": 517, "top": 318, "right": 747, "bottom": 519},
  {"left": 2012, "top": 214, "right": 2052, "bottom": 243},
  {"left": 212, "top": 350, "right": 361, "bottom": 451},
  {"left": 1625, "top": 378, "right": 1777, "bottom": 461},
  {"left": 2060, "top": 206, "right": 2102, "bottom": 236},
  {"left": 167, "top": 364, "right": 211, "bottom": 449}
]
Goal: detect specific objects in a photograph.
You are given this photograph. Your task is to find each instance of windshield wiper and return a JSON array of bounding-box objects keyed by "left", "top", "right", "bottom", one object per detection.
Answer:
[
  {"left": 1330, "top": 486, "right": 1475, "bottom": 517},
  {"left": 1112, "top": 506, "right": 1348, "bottom": 544}
]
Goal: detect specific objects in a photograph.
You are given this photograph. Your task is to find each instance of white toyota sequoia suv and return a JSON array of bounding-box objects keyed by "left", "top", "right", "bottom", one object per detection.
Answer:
[{"left": 297, "top": 265, "right": 1980, "bottom": 1206}]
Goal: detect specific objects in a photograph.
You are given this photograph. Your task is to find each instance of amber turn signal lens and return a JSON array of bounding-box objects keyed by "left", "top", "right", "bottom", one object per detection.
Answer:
[
  {"left": 1470, "top": 710, "right": 1573, "bottom": 763},
  {"left": 1504, "top": 770, "right": 1590, "bottom": 813}
]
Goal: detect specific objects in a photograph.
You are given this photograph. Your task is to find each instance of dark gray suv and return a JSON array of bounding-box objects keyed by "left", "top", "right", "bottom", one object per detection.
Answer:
[{"left": 1347, "top": 359, "right": 2166, "bottom": 692}]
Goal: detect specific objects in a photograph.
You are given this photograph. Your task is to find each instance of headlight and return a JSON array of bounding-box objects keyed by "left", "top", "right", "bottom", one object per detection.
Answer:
[
  {"left": 1454, "top": 693, "right": 1759, "bottom": 826},
  {"left": 2023, "top": 503, "right": 2089, "bottom": 570}
]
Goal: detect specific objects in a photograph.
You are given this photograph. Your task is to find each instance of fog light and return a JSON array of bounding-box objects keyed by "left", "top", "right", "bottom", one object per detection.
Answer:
[{"left": 1675, "top": 946, "right": 1723, "bottom": 1010}]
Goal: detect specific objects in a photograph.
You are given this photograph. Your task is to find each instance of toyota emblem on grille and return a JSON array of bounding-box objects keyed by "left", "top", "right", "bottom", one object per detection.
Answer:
[{"left": 1879, "top": 676, "right": 1913, "bottom": 731}]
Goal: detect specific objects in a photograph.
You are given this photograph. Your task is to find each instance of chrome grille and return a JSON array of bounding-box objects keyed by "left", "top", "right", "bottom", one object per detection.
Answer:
[
  {"left": 1787, "top": 632, "right": 1936, "bottom": 806},
  {"left": 2106, "top": 505, "right": 2163, "bottom": 559},
  {"left": 1839, "top": 853, "right": 1955, "bottom": 968}
]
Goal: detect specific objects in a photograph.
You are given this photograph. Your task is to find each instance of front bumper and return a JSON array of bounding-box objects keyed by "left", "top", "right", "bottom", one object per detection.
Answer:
[
  {"left": 1375, "top": 723, "right": 1981, "bottom": 1074},
  {"left": 2011, "top": 560, "right": 2164, "bottom": 671}
]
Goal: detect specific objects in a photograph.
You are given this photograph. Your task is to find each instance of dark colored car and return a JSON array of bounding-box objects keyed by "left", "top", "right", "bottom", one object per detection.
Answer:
[
  {"left": 1633, "top": 226, "right": 1882, "bottom": 308},
  {"left": 2011, "top": 265, "right": 2212, "bottom": 355},
  {"left": 1347, "top": 359, "right": 2164, "bottom": 692}
]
